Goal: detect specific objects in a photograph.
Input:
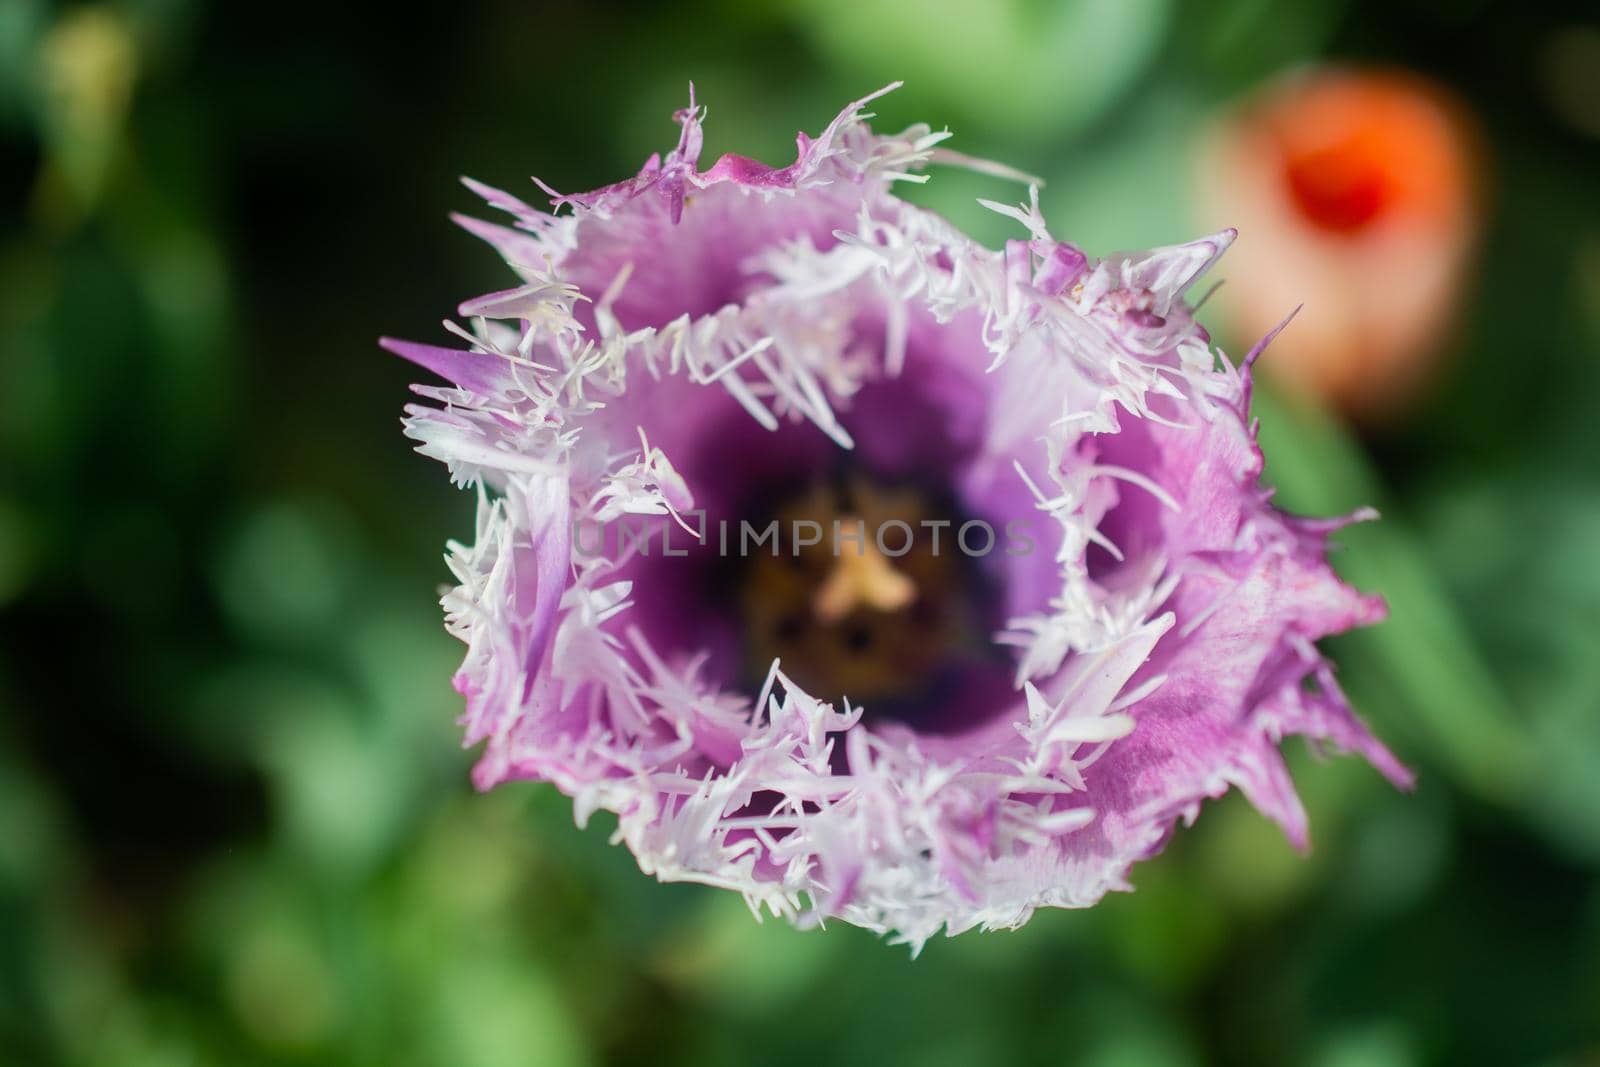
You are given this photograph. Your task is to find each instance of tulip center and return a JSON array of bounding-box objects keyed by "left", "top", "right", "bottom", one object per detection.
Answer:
[
  {"left": 1283, "top": 140, "right": 1392, "bottom": 233},
  {"left": 734, "top": 474, "right": 1005, "bottom": 726}
]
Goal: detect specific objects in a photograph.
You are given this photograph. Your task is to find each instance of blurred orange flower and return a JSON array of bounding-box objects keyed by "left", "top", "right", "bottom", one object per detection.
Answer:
[{"left": 1198, "top": 68, "right": 1483, "bottom": 421}]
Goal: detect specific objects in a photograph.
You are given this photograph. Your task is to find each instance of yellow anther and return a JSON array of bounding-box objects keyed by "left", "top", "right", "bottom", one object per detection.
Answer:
[{"left": 811, "top": 528, "right": 916, "bottom": 622}]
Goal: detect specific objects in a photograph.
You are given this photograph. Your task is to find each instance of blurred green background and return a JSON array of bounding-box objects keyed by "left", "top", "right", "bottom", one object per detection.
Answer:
[{"left": 2, "top": 1, "right": 1599, "bottom": 1064}]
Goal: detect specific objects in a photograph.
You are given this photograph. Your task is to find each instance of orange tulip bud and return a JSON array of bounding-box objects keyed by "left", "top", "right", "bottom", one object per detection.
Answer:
[{"left": 1198, "top": 68, "right": 1483, "bottom": 421}]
